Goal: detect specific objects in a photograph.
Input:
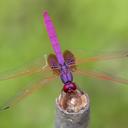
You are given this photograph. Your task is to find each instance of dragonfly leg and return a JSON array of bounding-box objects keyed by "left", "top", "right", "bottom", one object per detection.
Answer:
[{"left": 41, "top": 54, "right": 48, "bottom": 70}]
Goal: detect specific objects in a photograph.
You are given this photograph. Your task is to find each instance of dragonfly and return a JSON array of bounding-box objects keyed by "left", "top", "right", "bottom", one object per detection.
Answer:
[{"left": 0, "top": 11, "right": 128, "bottom": 111}]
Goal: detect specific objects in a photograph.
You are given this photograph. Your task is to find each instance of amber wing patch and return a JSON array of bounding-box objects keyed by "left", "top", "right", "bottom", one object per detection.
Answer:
[
  {"left": 63, "top": 50, "right": 77, "bottom": 72},
  {"left": 47, "top": 54, "right": 60, "bottom": 75}
]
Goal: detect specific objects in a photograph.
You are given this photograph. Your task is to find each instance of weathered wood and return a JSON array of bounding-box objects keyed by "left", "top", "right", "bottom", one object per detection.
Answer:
[{"left": 55, "top": 90, "right": 90, "bottom": 128}]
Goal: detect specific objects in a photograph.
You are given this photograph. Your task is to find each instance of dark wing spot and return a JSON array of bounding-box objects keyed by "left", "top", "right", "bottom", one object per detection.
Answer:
[
  {"left": 47, "top": 54, "right": 60, "bottom": 75},
  {"left": 63, "top": 50, "right": 77, "bottom": 72},
  {"left": 47, "top": 54, "right": 59, "bottom": 68},
  {"left": 63, "top": 50, "right": 75, "bottom": 65}
]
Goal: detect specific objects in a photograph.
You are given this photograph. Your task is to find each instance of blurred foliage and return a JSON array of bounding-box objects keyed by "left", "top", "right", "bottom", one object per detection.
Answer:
[{"left": 0, "top": 0, "right": 128, "bottom": 128}]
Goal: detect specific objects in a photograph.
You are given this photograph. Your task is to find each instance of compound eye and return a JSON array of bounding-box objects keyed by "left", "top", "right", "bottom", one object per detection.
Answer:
[
  {"left": 63, "top": 83, "right": 77, "bottom": 93},
  {"left": 63, "top": 84, "right": 69, "bottom": 93}
]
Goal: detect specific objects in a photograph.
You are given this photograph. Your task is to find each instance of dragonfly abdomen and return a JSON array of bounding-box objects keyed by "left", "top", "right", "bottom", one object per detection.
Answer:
[{"left": 43, "top": 11, "right": 64, "bottom": 65}]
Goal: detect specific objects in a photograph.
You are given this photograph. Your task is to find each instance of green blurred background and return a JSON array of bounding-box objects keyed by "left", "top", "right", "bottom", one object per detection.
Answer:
[{"left": 0, "top": 0, "right": 128, "bottom": 128}]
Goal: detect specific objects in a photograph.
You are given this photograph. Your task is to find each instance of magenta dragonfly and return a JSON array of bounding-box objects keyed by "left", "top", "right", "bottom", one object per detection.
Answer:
[{"left": 0, "top": 11, "right": 128, "bottom": 111}]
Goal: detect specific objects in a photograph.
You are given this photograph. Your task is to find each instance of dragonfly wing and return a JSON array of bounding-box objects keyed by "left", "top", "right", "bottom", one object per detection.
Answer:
[
  {"left": 0, "top": 55, "right": 49, "bottom": 81},
  {"left": 47, "top": 54, "right": 60, "bottom": 75},
  {"left": 0, "top": 67, "right": 49, "bottom": 81},
  {"left": 0, "top": 76, "right": 56, "bottom": 111},
  {"left": 63, "top": 50, "right": 75, "bottom": 65},
  {"left": 75, "top": 69, "right": 128, "bottom": 85},
  {"left": 63, "top": 50, "right": 77, "bottom": 72},
  {"left": 76, "top": 51, "right": 128, "bottom": 65}
]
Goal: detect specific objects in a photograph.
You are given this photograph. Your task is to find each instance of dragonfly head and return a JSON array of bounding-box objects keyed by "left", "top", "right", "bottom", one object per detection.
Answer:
[{"left": 63, "top": 82, "right": 77, "bottom": 93}]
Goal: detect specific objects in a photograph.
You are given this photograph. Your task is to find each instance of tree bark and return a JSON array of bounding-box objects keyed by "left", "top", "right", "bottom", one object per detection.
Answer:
[{"left": 55, "top": 89, "right": 90, "bottom": 128}]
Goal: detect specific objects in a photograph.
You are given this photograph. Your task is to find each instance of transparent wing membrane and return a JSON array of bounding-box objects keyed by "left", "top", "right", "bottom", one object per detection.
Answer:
[
  {"left": 0, "top": 55, "right": 49, "bottom": 81},
  {"left": 75, "top": 69, "right": 128, "bottom": 85},
  {"left": 0, "top": 67, "right": 47, "bottom": 81},
  {"left": 0, "top": 76, "right": 56, "bottom": 111},
  {"left": 76, "top": 51, "right": 128, "bottom": 65}
]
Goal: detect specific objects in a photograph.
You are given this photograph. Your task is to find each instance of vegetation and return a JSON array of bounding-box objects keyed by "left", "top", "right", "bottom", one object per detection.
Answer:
[{"left": 0, "top": 0, "right": 128, "bottom": 128}]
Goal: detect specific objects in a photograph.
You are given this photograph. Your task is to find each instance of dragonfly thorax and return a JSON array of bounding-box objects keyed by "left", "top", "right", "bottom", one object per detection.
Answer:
[{"left": 60, "top": 63, "right": 73, "bottom": 84}]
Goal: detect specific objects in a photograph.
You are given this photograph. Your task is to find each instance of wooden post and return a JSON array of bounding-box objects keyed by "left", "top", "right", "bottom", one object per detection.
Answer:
[{"left": 55, "top": 89, "right": 90, "bottom": 128}]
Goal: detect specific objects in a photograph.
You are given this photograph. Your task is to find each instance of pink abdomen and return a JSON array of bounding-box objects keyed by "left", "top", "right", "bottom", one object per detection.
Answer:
[{"left": 43, "top": 11, "right": 64, "bottom": 65}]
